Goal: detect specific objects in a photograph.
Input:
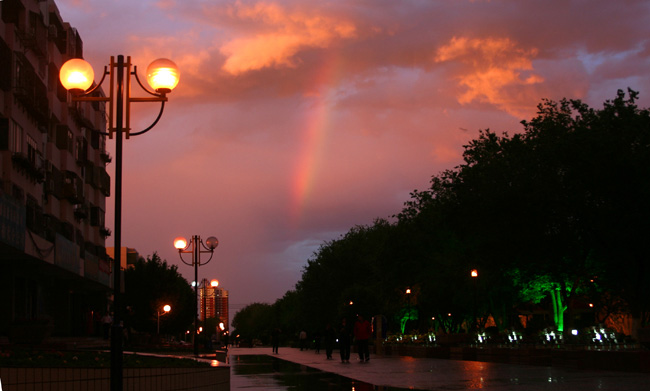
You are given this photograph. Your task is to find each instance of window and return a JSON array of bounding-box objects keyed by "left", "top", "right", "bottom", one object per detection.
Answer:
[
  {"left": 15, "top": 58, "right": 22, "bottom": 89},
  {"left": 11, "top": 120, "right": 23, "bottom": 153},
  {"left": 26, "top": 134, "right": 38, "bottom": 166}
]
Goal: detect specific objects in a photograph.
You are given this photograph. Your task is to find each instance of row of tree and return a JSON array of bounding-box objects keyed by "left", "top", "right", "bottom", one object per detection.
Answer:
[{"left": 232, "top": 90, "right": 650, "bottom": 344}]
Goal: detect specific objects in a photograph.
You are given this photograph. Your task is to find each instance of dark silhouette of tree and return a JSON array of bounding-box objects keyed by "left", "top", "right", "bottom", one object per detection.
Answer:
[
  {"left": 124, "top": 252, "right": 194, "bottom": 335},
  {"left": 231, "top": 302, "right": 273, "bottom": 344}
]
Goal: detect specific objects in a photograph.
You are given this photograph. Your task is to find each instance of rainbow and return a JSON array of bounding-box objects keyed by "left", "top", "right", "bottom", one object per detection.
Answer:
[{"left": 289, "top": 59, "right": 343, "bottom": 227}]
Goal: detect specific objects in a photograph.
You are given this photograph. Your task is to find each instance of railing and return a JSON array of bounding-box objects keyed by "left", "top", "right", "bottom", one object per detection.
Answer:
[{"left": 0, "top": 366, "right": 229, "bottom": 391}]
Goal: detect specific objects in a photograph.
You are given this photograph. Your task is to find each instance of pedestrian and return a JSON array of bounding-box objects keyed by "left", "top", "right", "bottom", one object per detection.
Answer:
[
  {"left": 271, "top": 327, "right": 281, "bottom": 354},
  {"left": 101, "top": 312, "right": 112, "bottom": 340},
  {"left": 338, "top": 318, "right": 351, "bottom": 363},
  {"left": 313, "top": 330, "right": 321, "bottom": 354},
  {"left": 354, "top": 314, "right": 372, "bottom": 362},
  {"left": 299, "top": 329, "right": 307, "bottom": 351},
  {"left": 324, "top": 323, "right": 336, "bottom": 359}
]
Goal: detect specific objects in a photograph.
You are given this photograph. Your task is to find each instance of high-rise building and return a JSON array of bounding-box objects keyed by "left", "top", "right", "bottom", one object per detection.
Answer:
[
  {"left": 199, "top": 279, "right": 229, "bottom": 330},
  {"left": 1, "top": 0, "right": 112, "bottom": 338}
]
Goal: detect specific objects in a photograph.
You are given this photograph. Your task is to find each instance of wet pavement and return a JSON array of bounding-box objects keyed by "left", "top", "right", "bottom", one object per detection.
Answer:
[
  {"left": 228, "top": 347, "right": 650, "bottom": 390},
  {"left": 229, "top": 354, "right": 406, "bottom": 390}
]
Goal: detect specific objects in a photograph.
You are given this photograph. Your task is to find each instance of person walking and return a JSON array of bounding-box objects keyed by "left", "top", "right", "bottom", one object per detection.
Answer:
[
  {"left": 338, "top": 318, "right": 351, "bottom": 363},
  {"left": 271, "top": 327, "right": 281, "bottom": 354},
  {"left": 354, "top": 315, "right": 372, "bottom": 362},
  {"left": 299, "top": 329, "right": 308, "bottom": 351},
  {"left": 324, "top": 323, "right": 336, "bottom": 360},
  {"left": 313, "top": 330, "right": 321, "bottom": 354},
  {"left": 101, "top": 312, "right": 112, "bottom": 340}
]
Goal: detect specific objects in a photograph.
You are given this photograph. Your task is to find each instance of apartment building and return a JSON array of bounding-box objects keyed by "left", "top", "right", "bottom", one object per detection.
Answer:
[
  {"left": 0, "top": 0, "right": 112, "bottom": 338},
  {"left": 199, "top": 279, "right": 229, "bottom": 330}
]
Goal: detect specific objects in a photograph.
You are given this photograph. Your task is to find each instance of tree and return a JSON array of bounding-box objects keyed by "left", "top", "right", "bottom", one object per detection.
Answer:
[
  {"left": 124, "top": 253, "right": 194, "bottom": 335},
  {"left": 231, "top": 302, "right": 273, "bottom": 344}
]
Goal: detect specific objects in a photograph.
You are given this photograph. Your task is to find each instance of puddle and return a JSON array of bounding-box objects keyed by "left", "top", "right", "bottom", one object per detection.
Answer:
[{"left": 229, "top": 355, "right": 410, "bottom": 390}]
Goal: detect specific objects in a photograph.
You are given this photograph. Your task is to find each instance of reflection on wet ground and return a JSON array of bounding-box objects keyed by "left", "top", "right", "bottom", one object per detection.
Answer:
[
  {"left": 230, "top": 354, "right": 414, "bottom": 390},
  {"left": 229, "top": 347, "right": 650, "bottom": 390}
]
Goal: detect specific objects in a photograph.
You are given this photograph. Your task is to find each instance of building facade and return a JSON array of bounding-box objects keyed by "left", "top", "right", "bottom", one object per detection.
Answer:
[
  {"left": 199, "top": 279, "right": 229, "bottom": 330},
  {"left": 0, "top": 0, "right": 112, "bottom": 338}
]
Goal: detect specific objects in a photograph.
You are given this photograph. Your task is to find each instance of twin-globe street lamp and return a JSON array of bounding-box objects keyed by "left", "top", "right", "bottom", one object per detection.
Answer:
[
  {"left": 60, "top": 55, "right": 179, "bottom": 391},
  {"left": 174, "top": 235, "right": 219, "bottom": 356}
]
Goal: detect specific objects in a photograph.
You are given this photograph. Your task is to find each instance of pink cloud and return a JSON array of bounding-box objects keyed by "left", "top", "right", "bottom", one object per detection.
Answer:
[
  {"left": 219, "top": 2, "right": 356, "bottom": 74},
  {"left": 434, "top": 36, "right": 544, "bottom": 117}
]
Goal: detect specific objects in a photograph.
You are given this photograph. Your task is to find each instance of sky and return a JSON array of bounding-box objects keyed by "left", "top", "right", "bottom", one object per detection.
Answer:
[{"left": 54, "top": 0, "right": 650, "bottom": 318}]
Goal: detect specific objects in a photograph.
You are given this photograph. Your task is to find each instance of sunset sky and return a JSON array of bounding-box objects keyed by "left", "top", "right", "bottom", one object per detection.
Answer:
[{"left": 55, "top": 0, "right": 650, "bottom": 315}]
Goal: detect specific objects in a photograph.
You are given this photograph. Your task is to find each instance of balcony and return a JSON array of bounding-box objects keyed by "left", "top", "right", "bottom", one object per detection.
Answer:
[
  {"left": 11, "top": 152, "right": 44, "bottom": 183},
  {"left": 74, "top": 203, "right": 89, "bottom": 220},
  {"left": 63, "top": 171, "right": 84, "bottom": 204}
]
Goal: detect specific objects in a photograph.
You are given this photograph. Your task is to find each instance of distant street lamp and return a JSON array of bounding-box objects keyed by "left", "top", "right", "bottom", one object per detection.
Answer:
[
  {"left": 406, "top": 288, "right": 412, "bottom": 324},
  {"left": 174, "top": 235, "right": 219, "bottom": 356},
  {"left": 60, "top": 55, "right": 179, "bottom": 391},
  {"left": 401, "top": 288, "right": 412, "bottom": 334},
  {"left": 471, "top": 269, "right": 478, "bottom": 330},
  {"left": 157, "top": 304, "right": 171, "bottom": 335}
]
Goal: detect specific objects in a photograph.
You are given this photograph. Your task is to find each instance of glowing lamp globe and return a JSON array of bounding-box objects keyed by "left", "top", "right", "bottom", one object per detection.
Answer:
[
  {"left": 60, "top": 58, "right": 94, "bottom": 92},
  {"left": 146, "top": 58, "right": 180, "bottom": 93},
  {"left": 163, "top": 305, "right": 171, "bottom": 313},
  {"left": 210, "top": 279, "right": 219, "bottom": 287},
  {"left": 174, "top": 237, "right": 188, "bottom": 250}
]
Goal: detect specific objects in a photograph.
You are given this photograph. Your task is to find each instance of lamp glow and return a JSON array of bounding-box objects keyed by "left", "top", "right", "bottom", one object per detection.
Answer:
[
  {"left": 163, "top": 305, "right": 171, "bottom": 313},
  {"left": 60, "top": 58, "right": 94, "bottom": 91},
  {"left": 210, "top": 279, "right": 219, "bottom": 287},
  {"left": 174, "top": 237, "right": 188, "bottom": 250},
  {"left": 146, "top": 58, "right": 180, "bottom": 93}
]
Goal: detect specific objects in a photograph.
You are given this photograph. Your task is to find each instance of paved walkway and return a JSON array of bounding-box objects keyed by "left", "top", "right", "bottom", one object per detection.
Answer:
[{"left": 228, "top": 347, "right": 650, "bottom": 390}]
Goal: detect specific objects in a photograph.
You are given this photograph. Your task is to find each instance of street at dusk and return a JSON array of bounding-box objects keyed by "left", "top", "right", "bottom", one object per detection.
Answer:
[{"left": 2, "top": 1, "right": 650, "bottom": 390}]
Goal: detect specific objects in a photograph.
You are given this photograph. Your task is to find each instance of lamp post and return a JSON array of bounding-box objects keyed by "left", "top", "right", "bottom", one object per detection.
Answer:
[
  {"left": 471, "top": 269, "right": 478, "bottom": 330},
  {"left": 174, "top": 235, "right": 219, "bottom": 356},
  {"left": 157, "top": 304, "right": 171, "bottom": 335},
  {"left": 405, "top": 288, "right": 412, "bottom": 328},
  {"left": 60, "top": 55, "right": 179, "bottom": 391}
]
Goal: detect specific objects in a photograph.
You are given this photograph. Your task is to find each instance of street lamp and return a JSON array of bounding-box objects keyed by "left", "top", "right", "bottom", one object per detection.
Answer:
[
  {"left": 471, "top": 269, "right": 478, "bottom": 330},
  {"left": 403, "top": 288, "right": 412, "bottom": 334},
  {"left": 60, "top": 55, "right": 179, "bottom": 391},
  {"left": 157, "top": 304, "right": 171, "bottom": 335},
  {"left": 174, "top": 235, "right": 219, "bottom": 356}
]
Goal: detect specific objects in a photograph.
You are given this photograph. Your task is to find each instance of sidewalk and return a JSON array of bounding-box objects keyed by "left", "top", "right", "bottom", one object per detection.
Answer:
[{"left": 228, "top": 347, "right": 650, "bottom": 390}]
